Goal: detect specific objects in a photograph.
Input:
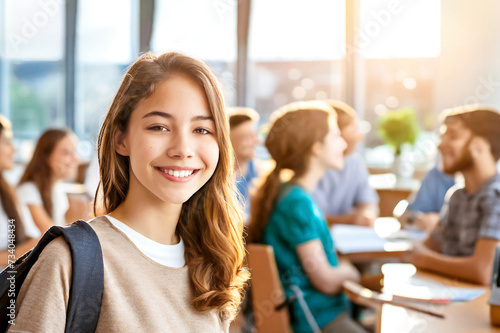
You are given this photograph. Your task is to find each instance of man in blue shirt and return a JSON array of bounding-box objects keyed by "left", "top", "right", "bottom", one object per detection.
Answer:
[
  {"left": 228, "top": 107, "right": 260, "bottom": 219},
  {"left": 312, "top": 100, "right": 379, "bottom": 226}
]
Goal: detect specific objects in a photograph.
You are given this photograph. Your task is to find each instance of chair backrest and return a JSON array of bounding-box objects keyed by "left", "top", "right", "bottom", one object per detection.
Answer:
[{"left": 247, "top": 244, "right": 292, "bottom": 333}]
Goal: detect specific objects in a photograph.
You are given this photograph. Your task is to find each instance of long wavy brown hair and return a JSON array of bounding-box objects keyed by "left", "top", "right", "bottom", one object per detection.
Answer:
[
  {"left": 247, "top": 101, "right": 335, "bottom": 243},
  {"left": 19, "top": 129, "right": 71, "bottom": 218},
  {"left": 95, "top": 52, "right": 249, "bottom": 320},
  {"left": 0, "top": 116, "right": 27, "bottom": 245}
]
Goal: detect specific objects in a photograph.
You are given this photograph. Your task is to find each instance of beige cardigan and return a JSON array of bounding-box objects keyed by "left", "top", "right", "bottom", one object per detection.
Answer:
[{"left": 8, "top": 216, "right": 228, "bottom": 332}]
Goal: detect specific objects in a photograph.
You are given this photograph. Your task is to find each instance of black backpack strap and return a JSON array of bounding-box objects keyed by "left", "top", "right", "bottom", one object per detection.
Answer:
[
  {"left": 0, "top": 220, "right": 103, "bottom": 333},
  {"left": 60, "top": 220, "right": 104, "bottom": 333}
]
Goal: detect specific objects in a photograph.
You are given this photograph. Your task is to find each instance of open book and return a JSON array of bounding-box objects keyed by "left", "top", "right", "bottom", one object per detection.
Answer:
[{"left": 383, "top": 275, "right": 486, "bottom": 304}]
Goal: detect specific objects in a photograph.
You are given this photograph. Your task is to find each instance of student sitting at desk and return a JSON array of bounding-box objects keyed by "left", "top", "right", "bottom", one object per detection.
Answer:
[
  {"left": 0, "top": 115, "right": 40, "bottom": 266},
  {"left": 410, "top": 105, "right": 500, "bottom": 285},
  {"left": 312, "top": 100, "right": 379, "bottom": 226},
  {"left": 228, "top": 107, "right": 260, "bottom": 219},
  {"left": 248, "top": 101, "right": 365, "bottom": 333},
  {"left": 17, "top": 129, "right": 80, "bottom": 233}
]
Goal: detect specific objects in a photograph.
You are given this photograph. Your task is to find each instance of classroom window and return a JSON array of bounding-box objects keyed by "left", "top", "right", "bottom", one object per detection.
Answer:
[
  {"left": 359, "top": 0, "right": 441, "bottom": 167},
  {"left": 75, "top": 0, "right": 138, "bottom": 157},
  {"left": 151, "top": 0, "right": 237, "bottom": 106},
  {"left": 248, "top": 0, "right": 346, "bottom": 123},
  {"left": 1, "top": 0, "right": 65, "bottom": 140}
]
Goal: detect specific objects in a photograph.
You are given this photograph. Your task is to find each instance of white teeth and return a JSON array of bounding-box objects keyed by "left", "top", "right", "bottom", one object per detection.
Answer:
[{"left": 161, "top": 169, "right": 194, "bottom": 178}]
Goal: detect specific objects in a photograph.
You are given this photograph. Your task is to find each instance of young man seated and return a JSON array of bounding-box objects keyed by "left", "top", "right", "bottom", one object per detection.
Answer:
[
  {"left": 312, "top": 100, "right": 379, "bottom": 226},
  {"left": 410, "top": 105, "right": 500, "bottom": 285},
  {"left": 228, "top": 107, "right": 260, "bottom": 219}
]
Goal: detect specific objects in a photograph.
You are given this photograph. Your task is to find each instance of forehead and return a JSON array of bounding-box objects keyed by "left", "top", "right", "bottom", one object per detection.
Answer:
[
  {"left": 133, "top": 73, "right": 211, "bottom": 119},
  {"left": 54, "top": 135, "right": 76, "bottom": 150},
  {"left": 442, "top": 118, "right": 469, "bottom": 133},
  {"left": 231, "top": 120, "right": 255, "bottom": 132}
]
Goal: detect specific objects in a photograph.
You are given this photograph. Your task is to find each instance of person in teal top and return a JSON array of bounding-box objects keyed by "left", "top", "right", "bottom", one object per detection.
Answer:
[
  {"left": 248, "top": 101, "right": 366, "bottom": 333},
  {"left": 263, "top": 183, "right": 349, "bottom": 332}
]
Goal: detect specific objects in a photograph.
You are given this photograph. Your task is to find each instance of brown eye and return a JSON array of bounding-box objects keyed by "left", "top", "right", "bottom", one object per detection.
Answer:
[
  {"left": 194, "top": 128, "right": 211, "bottom": 135},
  {"left": 148, "top": 125, "right": 168, "bottom": 132}
]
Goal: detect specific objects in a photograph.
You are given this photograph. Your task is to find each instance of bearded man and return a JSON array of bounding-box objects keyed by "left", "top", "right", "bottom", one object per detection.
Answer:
[{"left": 409, "top": 105, "right": 500, "bottom": 285}]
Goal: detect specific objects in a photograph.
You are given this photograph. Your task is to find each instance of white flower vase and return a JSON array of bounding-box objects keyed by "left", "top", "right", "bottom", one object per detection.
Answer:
[{"left": 393, "top": 153, "right": 415, "bottom": 180}]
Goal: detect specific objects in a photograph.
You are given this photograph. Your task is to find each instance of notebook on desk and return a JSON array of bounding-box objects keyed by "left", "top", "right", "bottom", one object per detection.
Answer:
[
  {"left": 383, "top": 271, "right": 486, "bottom": 304},
  {"left": 330, "top": 222, "right": 422, "bottom": 254}
]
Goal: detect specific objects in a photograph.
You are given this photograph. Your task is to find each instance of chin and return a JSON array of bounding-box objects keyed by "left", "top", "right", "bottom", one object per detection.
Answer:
[
  {"left": 330, "top": 162, "right": 344, "bottom": 170},
  {"left": 161, "top": 187, "right": 205, "bottom": 205}
]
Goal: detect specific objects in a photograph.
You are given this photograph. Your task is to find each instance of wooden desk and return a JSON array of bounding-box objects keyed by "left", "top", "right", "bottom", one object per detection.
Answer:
[
  {"left": 369, "top": 174, "right": 421, "bottom": 217},
  {"left": 379, "top": 267, "right": 499, "bottom": 333}
]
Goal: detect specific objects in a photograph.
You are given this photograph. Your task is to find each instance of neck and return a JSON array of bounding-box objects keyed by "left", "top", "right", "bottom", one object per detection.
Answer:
[
  {"left": 462, "top": 161, "right": 497, "bottom": 194},
  {"left": 109, "top": 175, "right": 182, "bottom": 245},
  {"left": 292, "top": 159, "right": 325, "bottom": 193}
]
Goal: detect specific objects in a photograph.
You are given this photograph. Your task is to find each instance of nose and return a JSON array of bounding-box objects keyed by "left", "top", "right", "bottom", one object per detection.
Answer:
[
  {"left": 340, "top": 137, "right": 348, "bottom": 151},
  {"left": 8, "top": 141, "right": 15, "bottom": 154},
  {"left": 252, "top": 133, "right": 259, "bottom": 146},
  {"left": 167, "top": 131, "right": 194, "bottom": 159},
  {"left": 437, "top": 139, "right": 444, "bottom": 152}
]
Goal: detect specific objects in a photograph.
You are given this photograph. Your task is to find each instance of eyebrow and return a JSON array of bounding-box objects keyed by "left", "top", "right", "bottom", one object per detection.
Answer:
[{"left": 142, "top": 111, "right": 214, "bottom": 122}]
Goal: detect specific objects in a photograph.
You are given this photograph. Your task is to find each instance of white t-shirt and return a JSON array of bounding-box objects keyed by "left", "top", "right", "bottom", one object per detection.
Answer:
[
  {"left": 105, "top": 215, "right": 185, "bottom": 268},
  {"left": 0, "top": 192, "right": 41, "bottom": 250},
  {"left": 17, "top": 181, "right": 69, "bottom": 227}
]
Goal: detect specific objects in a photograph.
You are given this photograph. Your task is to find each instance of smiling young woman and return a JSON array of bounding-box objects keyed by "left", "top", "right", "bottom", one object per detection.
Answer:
[
  {"left": 10, "top": 52, "right": 249, "bottom": 332},
  {"left": 17, "top": 129, "right": 80, "bottom": 233}
]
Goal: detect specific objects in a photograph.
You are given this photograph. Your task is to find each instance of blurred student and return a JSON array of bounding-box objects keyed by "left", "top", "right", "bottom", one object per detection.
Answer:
[
  {"left": 312, "top": 100, "right": 379, "bottom": 227},
  {"left": 248, "top": 101, "right": 365, "bottom": 333},
  {"left": 17, "top": 129, "right": 80, "bottom": 233},
  {"left": 228, "top": 107, "right": 259, "bottom": 218},
  {"left": 0, "top": 115, "right": 40, "bottom": 266},
  {"left": 410, "top": 106, "right": 500, "bottom": 285},
  {"left": 399, "top": 164, "right": 455, "bottom": 231}
]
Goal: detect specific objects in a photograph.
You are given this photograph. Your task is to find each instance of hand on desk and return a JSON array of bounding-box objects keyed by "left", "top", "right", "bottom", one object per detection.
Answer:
[
  {"left": 347, "top": 210, "right": 374, "bottom": 226},
  {"left": 406, "top": 242, "right": 433, "bottom": 267},
  {"left": 325, "top": 203, "right": 378, "bottom": 227},
  {"left": 338, "top": 259, "right": 361, "bottom": 283},
  {"left": 400, "top": 211, "right": 440, "bottom": 231}
]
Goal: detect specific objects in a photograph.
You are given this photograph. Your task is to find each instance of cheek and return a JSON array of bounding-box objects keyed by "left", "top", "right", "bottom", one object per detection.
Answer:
[
  {"left": 202, "top": 141, "right": 220, "bottom": 171},
  {"left": 48, "top": 154, "right": 58, "bottom": 169},
  {"left": 131, "top": 135, "right": 160, "bottom": 160}
]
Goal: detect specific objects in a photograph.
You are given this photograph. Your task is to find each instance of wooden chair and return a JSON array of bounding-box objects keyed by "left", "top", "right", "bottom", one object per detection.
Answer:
[{"left": 247, "top": 244, "right": 320, "bottom": 333}]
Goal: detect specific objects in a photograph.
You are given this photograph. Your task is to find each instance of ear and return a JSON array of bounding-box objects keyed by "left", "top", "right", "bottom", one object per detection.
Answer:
[
  {"left": 469, "top": 136, "right": 491, "bottom": 158},
  {"left": 310, "top": 141, "right": 323, "bottom": 158},
  {"left": 114, "top": 130, "right": 130, "bottom": 156}
]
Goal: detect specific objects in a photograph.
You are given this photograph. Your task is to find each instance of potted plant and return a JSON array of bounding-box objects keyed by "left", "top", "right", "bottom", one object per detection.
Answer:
[{"left": 378, "top": 107, "right": 420, "bottom": 178}]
